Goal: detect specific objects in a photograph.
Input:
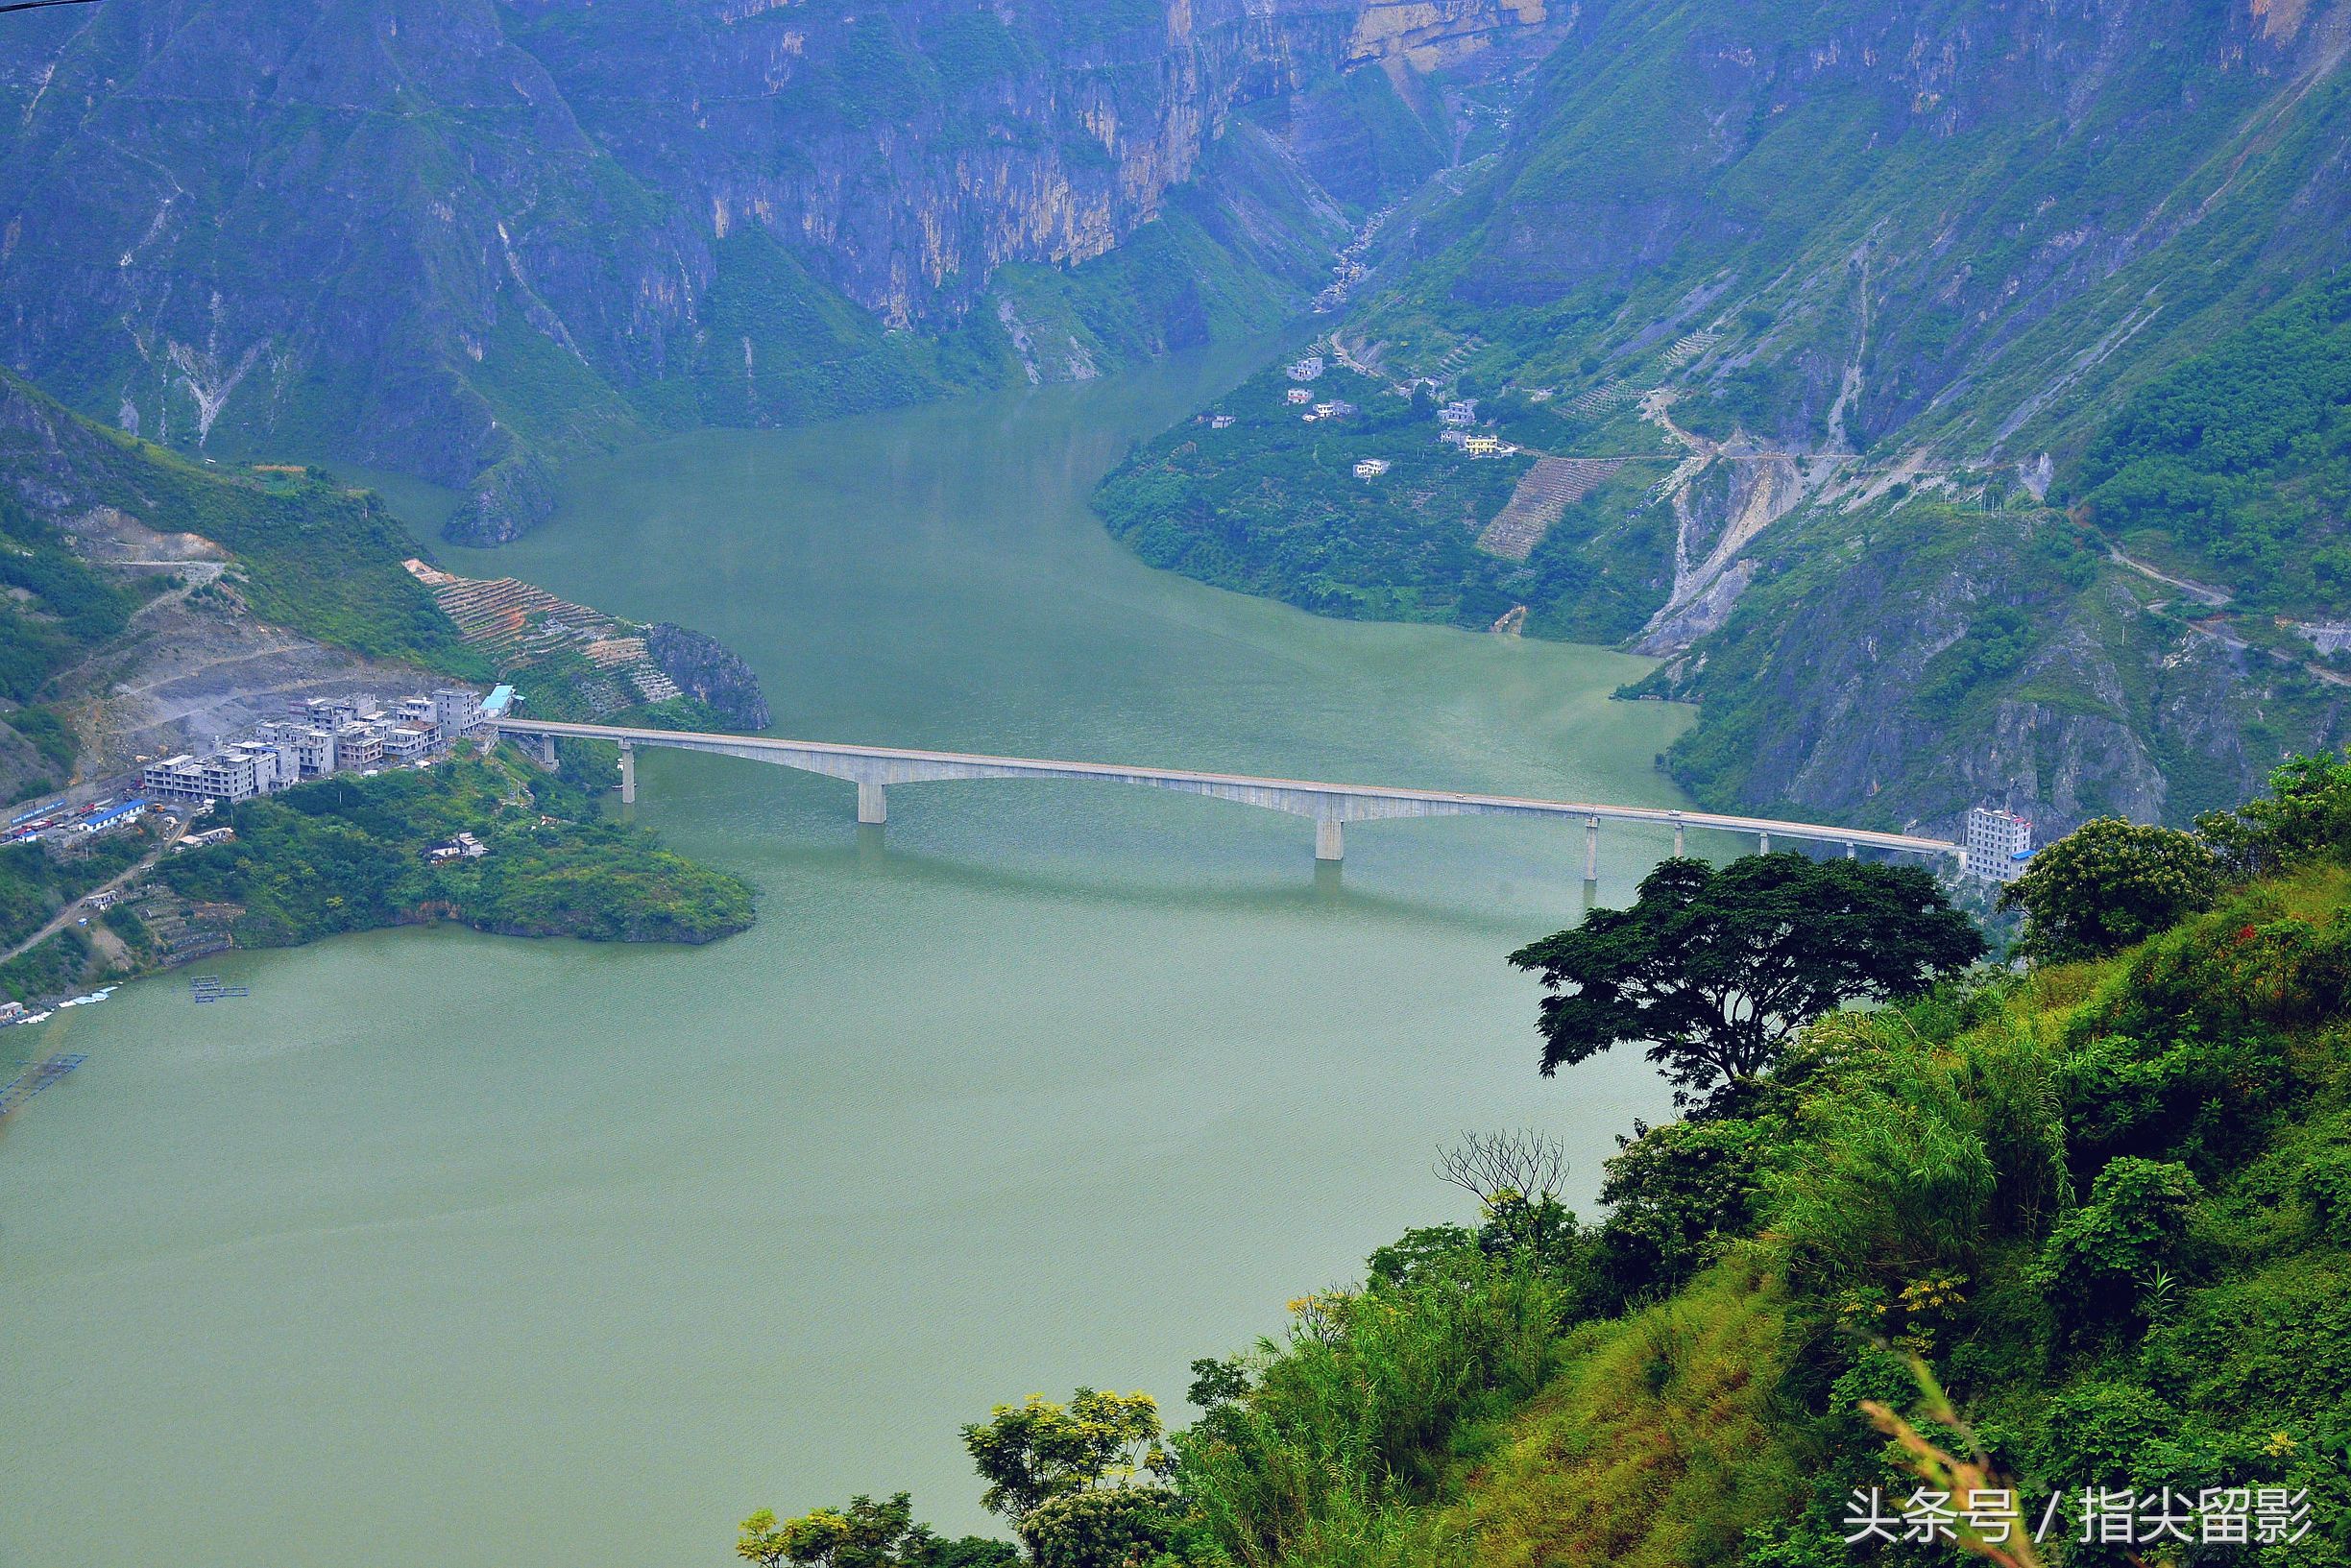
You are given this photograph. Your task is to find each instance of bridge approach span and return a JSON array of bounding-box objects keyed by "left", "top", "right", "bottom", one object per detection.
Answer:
[{"left": 488, "top": 717, "right": 1960, "bottom": 869}]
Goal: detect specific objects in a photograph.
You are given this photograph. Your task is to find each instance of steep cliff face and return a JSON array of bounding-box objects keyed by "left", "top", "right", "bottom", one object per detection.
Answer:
[
  {"left": 1284, "top": 0, "right": 2351, "bottom": 833},
  {"left": 0, "top": 0, "right": 1556, "bottom": 543},
  {"left": 1359, "top": 0, "right": 2351, "bottom": 451},
  {"left": 646, "top": 622, "right": 770, "bottom": 732},
  {"left": 1629, "top": 495, "right": 2347, "bottom": 835}
]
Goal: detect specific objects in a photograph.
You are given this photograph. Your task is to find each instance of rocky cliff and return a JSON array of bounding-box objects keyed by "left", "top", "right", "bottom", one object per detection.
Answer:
[
  {"left": 1108, "top": 0, "right": 2351, "bottom": 836},
  {"left": 646, "top": 622, "right": 770, "bottom": 732},
  {"left": 0, "top": 0, "right": 1556, "bottom": 543}
]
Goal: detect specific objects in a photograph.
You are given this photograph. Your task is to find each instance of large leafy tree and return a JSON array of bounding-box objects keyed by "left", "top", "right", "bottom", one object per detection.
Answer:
[
  {"left": 961, "top": 1389, "right": 1176, "bottom": 1568},
  {"left": 1509, "top": 854, "right": 1984, "bottom": 1110},
  {"left": 960, "top": 1389, "right": 1171, "bottom": 1524},
  {"left": 735, "top": 1496, "right": 1016, "bottom": 1568},
  {"left": 1999, "top": 816, "right": 2219, "bottom": 961},
  {"left": 2195, "top": 746, "right": 2351, "bottom": 879}
]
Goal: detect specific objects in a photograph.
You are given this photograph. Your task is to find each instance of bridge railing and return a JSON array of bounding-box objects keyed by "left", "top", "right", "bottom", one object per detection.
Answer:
[{"left": 485, "top": 716, "right": 1961, "bottom": 868}]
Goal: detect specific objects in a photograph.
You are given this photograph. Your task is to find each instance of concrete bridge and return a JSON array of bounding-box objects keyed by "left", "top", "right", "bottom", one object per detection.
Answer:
[{"left": 488, "top": 717, "right": 1959, "bottom": 872}]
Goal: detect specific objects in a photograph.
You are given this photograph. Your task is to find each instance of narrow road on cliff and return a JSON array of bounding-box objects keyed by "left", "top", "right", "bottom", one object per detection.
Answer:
[{"left": 0, "top": 818, "right": 187, "bottom": 967}]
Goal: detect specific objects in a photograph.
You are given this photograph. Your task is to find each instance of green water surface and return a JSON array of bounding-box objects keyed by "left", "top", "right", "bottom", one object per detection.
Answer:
[{"left": 0, "top": 348, "right": 1700, "bottom": 1566}]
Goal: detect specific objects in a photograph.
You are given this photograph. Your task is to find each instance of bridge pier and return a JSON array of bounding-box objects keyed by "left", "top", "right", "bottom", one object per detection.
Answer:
[
  {"left": 481, "top": 719, "right": 1966, "bottom": 869},
  {"left": 1845, "top": 841, "right": 1856, "bottom": 860}
]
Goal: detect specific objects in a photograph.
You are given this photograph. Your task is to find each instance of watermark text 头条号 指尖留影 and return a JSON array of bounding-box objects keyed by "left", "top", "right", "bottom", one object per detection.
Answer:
[{"left": 1843, "top": 1485, "right": 2314, "bottom": 1549}]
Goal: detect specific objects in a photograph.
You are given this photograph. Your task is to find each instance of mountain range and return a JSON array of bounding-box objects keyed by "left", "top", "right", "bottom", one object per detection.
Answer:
[
  {"left": 0, "top": 0, "right": 1558, "bottom": 540},
  {"left": 4, "top": 0, "right": 2348, "bottom": 835}
]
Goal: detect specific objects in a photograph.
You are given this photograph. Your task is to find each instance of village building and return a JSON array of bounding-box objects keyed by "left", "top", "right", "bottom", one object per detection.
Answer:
[
  {"left": 427, "top": 831, "right": 489, "bottom": 862},
  {"left": 381, "top": 722, "right": 439, "bottom": 761},
  {"left": 1353, "top": 458, "right": 1391, "bottom": 478},
  {"left": 433, "top": 688, "right": 485, "bottom": 736},
  {"left": 1286, "top": 354, "right": 1325, "bottom": 382},
  {"left": 142, "top": 751, "right": 267, "bottom": 804},
  {"left": 333, "top": 727, "right": 385, "bottom": 770},
  {"left": 1963, "top": 808, "right": 2034, "bottom": 881}
]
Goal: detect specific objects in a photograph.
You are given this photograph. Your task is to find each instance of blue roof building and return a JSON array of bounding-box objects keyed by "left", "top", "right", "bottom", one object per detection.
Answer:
[{"left": 83, "top": 799, "right": 147, "bottom": 831}]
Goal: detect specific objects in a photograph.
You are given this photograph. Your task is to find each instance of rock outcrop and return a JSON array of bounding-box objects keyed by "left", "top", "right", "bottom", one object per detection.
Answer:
[
  {"left": 0, "top": 0, "right": 1559, "bottom": 544},
  {"left": 646, "top": 623, "right": 772, "bottom": 733}
]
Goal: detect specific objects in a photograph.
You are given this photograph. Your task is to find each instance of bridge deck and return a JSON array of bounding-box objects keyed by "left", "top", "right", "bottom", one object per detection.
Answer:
[{"left": 493, "top": 717, "right": 1957, "bottom": 857}]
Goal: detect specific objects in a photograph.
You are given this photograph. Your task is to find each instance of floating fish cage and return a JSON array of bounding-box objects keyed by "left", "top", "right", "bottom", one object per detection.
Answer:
[{"left": 0, "top": 1053, "right": 86, "bottom": 1116}]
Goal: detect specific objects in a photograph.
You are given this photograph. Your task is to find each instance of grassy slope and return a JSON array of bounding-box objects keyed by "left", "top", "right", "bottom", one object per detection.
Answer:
[
  {"left": 0, "top": 371, "right": 488, "bottom": 678},
  {"left": 1192, "top": 857, "right": 2351, "bottom": 1567}
]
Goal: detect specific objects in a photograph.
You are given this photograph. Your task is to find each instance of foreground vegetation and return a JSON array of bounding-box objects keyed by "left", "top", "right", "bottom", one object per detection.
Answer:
[
  {"left": 741, "top": 755, "right": 2351, "bottom": 1566},
  {"left": 163, "top": 747, "right": 753, "bottom": 948}
]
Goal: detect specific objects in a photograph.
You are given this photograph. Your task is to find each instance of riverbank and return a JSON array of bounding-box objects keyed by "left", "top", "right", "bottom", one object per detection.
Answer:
[
  {"left": 0, "top": 347, "right": 1698, "bottom": 1568},
  {"left": 161, "top": 746, "right": 754, "bottom": 949},
  {"left": 0, "top": 746, "right": 751, "bottom": 1040}
]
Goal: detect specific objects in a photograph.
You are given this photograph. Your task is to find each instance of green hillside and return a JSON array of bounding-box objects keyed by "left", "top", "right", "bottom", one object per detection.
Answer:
[
  {"left": 782, "top": 758, "right": 2351, "bottom": 1568},
  {"left": 1204, "top": 768, "right": 2351, "bottom": 1568},
  {"left": 1095, "top": 0, "right": 2351, "bottom": 838},
  {"left": 2073, "top": 270, "right": 2351, "bottom": 622},
  {"left": 0, "top": 374, "right": 485, "bottom": 677}
]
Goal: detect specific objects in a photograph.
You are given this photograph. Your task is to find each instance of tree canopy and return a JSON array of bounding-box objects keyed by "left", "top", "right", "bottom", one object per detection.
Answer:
[
  {"left": 735, "top": 1496, "right": 1015, "bottom": 1568},
  {"left": 959, "top": 1389, "right": 1171, "bottom": 1525},
  {"left": 2195, "top": 746, "right": 2351, "bottom": 880},
  {"left": 1999, "top": 816, "right": 2219, "bottom": 962},
  {"left": 1508, "top": 854, "right": 1985, "bottom": 1110}
]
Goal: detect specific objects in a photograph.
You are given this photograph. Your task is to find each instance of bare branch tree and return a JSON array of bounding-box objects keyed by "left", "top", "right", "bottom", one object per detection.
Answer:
[{"left": 1435, "top": 1128, "right": 1570, "bottom": 1205}]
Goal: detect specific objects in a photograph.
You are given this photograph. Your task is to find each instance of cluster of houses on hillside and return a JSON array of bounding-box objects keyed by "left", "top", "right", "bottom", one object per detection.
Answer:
[
  {"left": 139, "top": 686, "right": 507, "bottom": 807},
  {"left": 1194, "top": 351, "right": 1524, "bottom": 477}
]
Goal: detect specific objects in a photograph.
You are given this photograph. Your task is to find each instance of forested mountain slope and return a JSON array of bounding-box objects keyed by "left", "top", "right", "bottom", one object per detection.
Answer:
[
  {"left": 1105, "top": 0, "right": 2351, "bottom": 836},
  {"left": 0, "top": 0, "right": 1559, "bottom": 543},
  {"left": 0, "top": 369, "right": 487, "bottom": 790}
]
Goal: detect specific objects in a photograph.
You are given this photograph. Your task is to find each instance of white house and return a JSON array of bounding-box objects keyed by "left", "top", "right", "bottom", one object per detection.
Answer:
[{"left": 1963, "top": 808, "right": 2034, "bottom": 880}]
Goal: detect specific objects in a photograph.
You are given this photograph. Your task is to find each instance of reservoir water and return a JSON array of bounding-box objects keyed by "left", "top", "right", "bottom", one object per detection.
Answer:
[{"left": 0, "top": 347, "right": 1697, "bottom": 1567}]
